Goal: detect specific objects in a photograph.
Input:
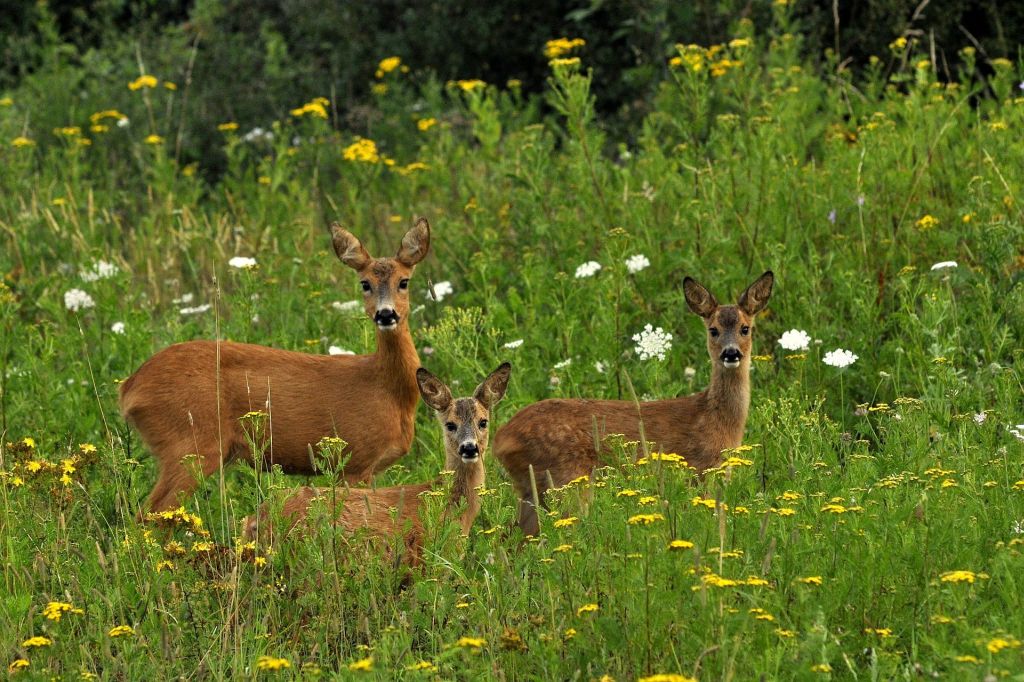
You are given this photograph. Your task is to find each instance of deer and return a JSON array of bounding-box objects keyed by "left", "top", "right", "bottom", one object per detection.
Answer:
[
  {"left": 492, "top": 271, "right": 774, "bottom": 535},
  {"left": 242, "top": 363, "right": 512, "bottom": 566},
  {"left": 119, "top": 217, "right": 431, "bottom": 516}
]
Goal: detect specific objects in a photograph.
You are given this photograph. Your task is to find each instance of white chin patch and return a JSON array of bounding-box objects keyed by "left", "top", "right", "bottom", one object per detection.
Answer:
[
  {"left": 377, "top": 321, "right": 398, "bottom": 331},
  {"left": 722, "top": 360, "right": 741, "bottom": 369},
  {"left": 461, "top": 455, "right": 479, "bottom": 463}
]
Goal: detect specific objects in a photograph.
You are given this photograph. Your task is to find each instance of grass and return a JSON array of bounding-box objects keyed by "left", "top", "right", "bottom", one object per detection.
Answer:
[{"left": 1, "top": 13, "right": 1023, "bottom": 680}]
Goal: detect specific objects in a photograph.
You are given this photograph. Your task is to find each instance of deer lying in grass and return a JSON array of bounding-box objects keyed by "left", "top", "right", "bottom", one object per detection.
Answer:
[
  {"left": 493, "top": 272, "right": 774, "bottom": 535},
  {"left": 120, "top": 218, "right": 431, "bottom": 515},
  {"left": 242, "top": 363, "right": 511, "bottom": 565}
]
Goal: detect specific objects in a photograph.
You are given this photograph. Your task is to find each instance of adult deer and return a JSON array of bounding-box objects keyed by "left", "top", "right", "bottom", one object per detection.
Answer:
[
  {"left": 120, "top": 218, "right": 431, "bottom": 515},
  {"left": 493, "top": 271, "right": 774, "bottom": 535},
  {"left": 243, "top": 363, "right": 511, "bottom": 563}
]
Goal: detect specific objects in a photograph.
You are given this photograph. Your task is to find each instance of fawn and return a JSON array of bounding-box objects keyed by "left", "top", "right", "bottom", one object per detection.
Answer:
[
  {"left": 493, "top": 271, "right": 774, "bottom": 535},
  {"left": 120, "top": 218, "right": 431, "bottom": 515},
  {"left": 242, "top": 363, "right": 511, "bottom": 564}
]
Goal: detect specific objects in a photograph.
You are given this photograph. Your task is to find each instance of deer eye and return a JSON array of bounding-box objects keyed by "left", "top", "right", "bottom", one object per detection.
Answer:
[
  {"left": 478, "top": 419, "right": 488, "bottom": 429},
  {"left": 741, "top": 325, "right": 750, "bottom": 336},
  {"left": 709, "top": 327, "right": 719, "bottom": 337},
  {"left": 445, "top": 422, "right": 457, "bottom": 433},
  {"left": 360, "top": 281, "right": 371, "bottom": 293},
  {"left": 398, "top": 278, "right": 409, "bottom": 290}
]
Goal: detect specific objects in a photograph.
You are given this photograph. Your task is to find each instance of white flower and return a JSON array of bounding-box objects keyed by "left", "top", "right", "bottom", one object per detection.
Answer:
[
  {"left": 553, "top": 358, "right": 572, "bottom": 369},
  {"left": 684, "top": 366, "right": 696, "bottom": 379},
  {"left": 173, "top": 293, "right": 194, "bottom": 304},
  {"left": 328, "top": 346, "right": 355, "bottom": 356},
  {"left": 1013, "top": 519, "right": 1024, "bottom": 535},
  {"left": 632, "top": 324, "right": 673, "bottom": 361},
  {"left": 625, "top": 254, "right": 650, "bottom": 274},
  {"left": 574, "top": 261, "right": 602, "bottom": 279},
  {"left": 777, "top": 329, "right": 811, "bottom": 351},
  {"left": 116, "top": 117, "right": 129, "bottom": 128},
  {"left": 429, "top": 281, "right": 453, "bottom": 302},
  {"left": 503, "top": 339, "right": 524, "bottom": 349},
  {"left": 242, "top": 127, "right": 273, "bottom": 143},
  {"left": 973, "top": 412, "right": 987, "bottom": 425},
  {"left": 930, "top": 261, "right": 958, "bottom": 271},
  {"left": 1009, "top": 424, "right": 1024, "bottom": 442},
  {"left": 180, "top": 303, "right": 212, "bottom": 315},
  {"left": 594, "top": 361, "right": 606, "bottom": 374},
  {"left": 228, "top": 256, "right": 257, "bottom": 269},
  {"left": 822, "top": 348, "right": 859, "bottom": 368},
  {"left": 332, "top": 300, "right": 361, "bottom": 312},
  {"left": 80, "top": 260, "right": 120, "bottom": 282},
  {"left": 111, "top": 321, "right": 126, "bottom": 334},
  {"left": 64, "top": 288, "right": 95, "bottom": 312}
]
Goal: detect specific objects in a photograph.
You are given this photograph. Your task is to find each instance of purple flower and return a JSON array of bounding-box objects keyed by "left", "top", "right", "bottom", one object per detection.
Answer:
[{"left": 827, "top": 209, "right": 837, "bottom": 224}]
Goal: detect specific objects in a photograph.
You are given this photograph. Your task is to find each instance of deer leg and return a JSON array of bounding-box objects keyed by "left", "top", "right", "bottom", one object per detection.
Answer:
[
  {"left": 517, "top": 496, "right": 541, "bottom": 537},
  {"left": 141, "top": 446, "right": 231, "bottom": 518}
]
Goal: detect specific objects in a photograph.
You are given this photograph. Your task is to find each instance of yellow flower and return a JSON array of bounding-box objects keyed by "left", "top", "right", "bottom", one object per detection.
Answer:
[
  {"left": 416, "top": 117, "right": 437, "bottom": 131},
  {"left": 290, "top": 98, "right": 329, "bottom": 119},
  {"left": 553, "top": 544, "right": 573, "bottom": 553},
  {"left": 342, "top": 138, "right": 380, "bottom": 164},
  {"left": 544, "top": 37, "right": 585, "bottom": 59},
  {"left": 931, "top": 614, "right": 954, "bottom": 624},
  {"left": 889, "top": 37, "right": 908, "bottom": 51},
  {"left": 729, "top": 38, "right": 752, "bottom": 49},
  {"left": 453, "top": 636, "right": 486, "bottom": 649},
  {"left": 990, "top": 57, "right": 1013, "bottom": 69},
  {"left": 798, "top": 576, "right": 823, "bottom": 585},
  {"left": 986, "top": 636, "right": 1021, "bottom": 654},
  {"left": 54, "top": 126, "right": 82, "bottom": 137},
  {"left": 22, "top": 437, "right": 36, "bottom": 449},
  {"left": 773, "top": 507, "right": 796, "bottom": 516},
  {"left": 811, "top": 663, "right": 833, "bottom": 673},
  {"left": 940, "top": 570, "right": 977, "bottom": 584},
  {"left": 348, "top": 657, "right": 373, "bottom": 671},
  {"left": 25, "top": 461, "right": 43, "bottom": 473},
  {"left": 553, "top": 516, "right": 578, "bottom": 528},
  {"left": 954, "top": 655, "right": 980, "bottom": 664},
  {"left": 378, "top": 56, "right": 401, "bottom": 74},
  {"left": 7, "top": 659, "right": 29, "bottom": 672},
  {"left": 456, "top": 79, "right": 486, "bottom": 92},
  {"left": 720, "top": 456, "right": 754, "bottom": 468},
  {"left": 258, "top": 176, "right": 271, "bottom": 185},
  {"left": 617, "top": 489, "right": 640, "bottom": 497},
  {"left": 638, "top": 496, "right": 658, "bottom": 506},
  {"left": 915, "top": 214, "right": 939, "bottom": 230},
  {"left": 407, "top": 660, "right": 437, "bottom": 672},
  {"left": 775, "top": 628, "right": 796, "bottom": 638},
  {"left": 22, "top": 636, "right": 53, "bottom": 647},
  {"left": 144, "top": 134, "right": 164, "bottom": 145},
  {"left": 0, "top": 97, "right": 12, "bottom": 106},
  {"left": 217, "top": 122, "right": 239, "bottom": 132},
  {"left": 128, "top": 75, "right": 158, "bottom": 90},
  {"left": 371, "top": 83, "right": 388, "bottom": 95},
  {"left": 668, "top": 539, "right": 694, "bottom": 550},
  {"left": 163, "top": 81, "right": 177, "bottom": 90},
  {"left": 637, "top": 675, "right": 697, "bottom": 682},
  {"left": 865, "top": 627, "right": 893, "bottom": 637},
  {"left": 743, "top": 576, "right": 770, "bottom": 586},
  {"left": 255, "top": 656, "right": 291, "bottom": 670},
  {"left": 627, "top": 513, "right": 665, "bottom": 525},
  {"left": 43, "top": 601, "right": 84, "bottom": 621},
  {"left": 563, "top": 628, "right": 577, "bottom": 639},
  {"left": 11, "top": 136, "right": 35, "bottom": 148},
  {"left": 507, "top": 78, "right": 522, "bottom": 88},
  {"left": 549, "top": 57, "right": 581, "bottom": 68},
  {"left": 396, "top": 161, "right": 429, "bottom": 176},
  {"left": 576, "top": 603, "right": 599, "bottom": 616}
]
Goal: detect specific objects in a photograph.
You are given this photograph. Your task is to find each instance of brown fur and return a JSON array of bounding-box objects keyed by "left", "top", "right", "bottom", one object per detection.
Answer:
[
  {"left": 242, "top": 364, "right": 511, "bottom": 566},
  {"left": 493, "top": 272, "right": 773, "bottom": 535},
  {"left": 120, "top": 218, "right": 431, "bottom": 515}
]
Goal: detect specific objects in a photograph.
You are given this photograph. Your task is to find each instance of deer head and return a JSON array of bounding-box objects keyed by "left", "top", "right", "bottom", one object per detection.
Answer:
[
  {"left": 416, "top": 362, "right": 512, "bottom": 467},
  {"left": 684, "top": 271, "right": 774, "bottom": 370},
  {"left": 331, "top": 217, "right": 431, "bottom": 331}
]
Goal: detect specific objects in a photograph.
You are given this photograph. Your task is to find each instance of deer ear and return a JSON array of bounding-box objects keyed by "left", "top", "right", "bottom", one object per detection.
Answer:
[
  {"left": 416, "top": 367, "right": 452, "bottom": 412},
  {"left": 683, "top": 277, "right": 718, "bottom": 318},
  {"left": 397, "top": 217, "right": 430, "bottom": 267},
  {"left": 331, "top": 223, "right": 371, "bottom": 271},
  {"left": 474, "top": 362, "right": 511, "bottom": 409},
  {"left": 738, "top": 271, "right": 774, "bottom": 316}
]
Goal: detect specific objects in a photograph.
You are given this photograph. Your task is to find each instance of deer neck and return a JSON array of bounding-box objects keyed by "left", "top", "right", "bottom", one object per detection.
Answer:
[
  {"left": 705, "top": 359, "right": 751, "bottom": 425},
  {"left": 374, "top": 321, "right": 420, "bottom": 406},
  {"left": 447, "top": 459, "right": 484, "bottom": 535}
]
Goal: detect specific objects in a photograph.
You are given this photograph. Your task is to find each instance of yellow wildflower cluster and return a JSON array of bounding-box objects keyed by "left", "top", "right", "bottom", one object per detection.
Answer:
[
  {"left": 453, "top": 636, "right": 486, "bottom": 649},
  {"left": 376, "top": 56, "right": 402, "bottom": 78},
  {"left": 417, "top": 117, "right": 437, "bottom": 131},
  {"left": 939, "top": 570, "right": 986, "bottom": 584},
  {"left": 915, "top": 214, "right": 939, "bottom": 231},
  {"left": 395, "top": 161, "right": 429, "bottom": 176},
  {"left": 553, "top": 516, "right": 578, "bottom": 528},
  {"left": 670, "top": 44, "right": 706, "bottom": 72},
  {"left": 342, "top": 137, "right": 380, "bottom": 163},
  {"left": 290, "top": 97, "right": 329, "bottom": 119},
  {"left": 11, "top": 136, "right": 35, "bottom": 148},
  {"left": 217, "top": 122, "right": 239, "bottom": 132},
  {"left": 348, "top": 657, "right": 374, "bottom": 671},
  {"left": 455, "top": 79, "right": 486, "bottom": 92},
  {"left": 42, "top": 601, "right": 84, "bottom": 621},
  {"left": 627, "top": 513, "right": 664, "bottom": 525},
  {"left": 550, "top": 57, "right": 581, "bottom": 69},
  {"left": 108, "top": 625, "right": 135, "bottom": 637},
  {"left": 22, "top": 636, "right": 52, "bottom": 648},
  {"left": 987, "top": 636, "right": 1021, "bottom": 654},
  {"left": 576, "top": 603, "right": 599, "bottom": 616},
  {"left": 638, "top": 675, "right": 697, "bottom": 682},
  {"left": 255, "top": 656, "right": 290, "bottom": 670},
  {"left": 668, "top": 539, "right": 694, "bottom": 550},
  {"left": 544, "top": 37, "right": 585, "bottom": 59},
  {"left": 127, "top": 74, "right": 158, "bottom": 90},
  {"left": 144, "top": 506, "right": 206, "bottom": 534}
]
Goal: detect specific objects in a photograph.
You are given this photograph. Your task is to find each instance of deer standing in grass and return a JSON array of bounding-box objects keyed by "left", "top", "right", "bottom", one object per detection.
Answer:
[
  {"left": 242, "top": 363, "right": 511, "bottom": 564},
  {"left": 493, "top": 272, "right": 774, "bottom": 535},
  {"left": 119, "top": 218, "right": 431, "bottom": 515}
]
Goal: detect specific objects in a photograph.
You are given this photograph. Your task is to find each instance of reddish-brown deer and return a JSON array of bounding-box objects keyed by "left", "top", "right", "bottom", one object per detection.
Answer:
[
  {"left": 493, "top": 271, "right": 773, "bottom": 535},
  {"left": 120, "top": 218, "right": 431, "bottom": 515},
  {"left": 242, "top": 363, "right": 511, "bottom": 564}
]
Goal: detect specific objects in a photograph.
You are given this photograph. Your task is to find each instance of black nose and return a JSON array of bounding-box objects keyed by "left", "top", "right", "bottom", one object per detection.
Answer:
[
  {"left": 374, "top": 309, "right": 399, "bottom": 326},
  {"left": 459, "top": 443, "right": 479, "bottom": 458},
  {"left": 721, "top": 348, "right": 742, "bottom": 363}
]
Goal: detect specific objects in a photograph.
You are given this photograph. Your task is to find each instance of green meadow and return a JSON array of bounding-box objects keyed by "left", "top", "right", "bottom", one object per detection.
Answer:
[{"left": 1, "top": 9, "right": 1023, "bottom": 681}]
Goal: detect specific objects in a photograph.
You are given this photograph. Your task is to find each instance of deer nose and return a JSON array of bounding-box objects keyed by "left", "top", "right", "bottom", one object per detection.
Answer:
[
  {"left": 458, "top": 442, "right": 480, "bottom": 460},
  {"left": 374, "top": 308, "right": 399, "bottom": 327},
  {"left": 720, "top": 347, "right": 742, "bottom": 364}
]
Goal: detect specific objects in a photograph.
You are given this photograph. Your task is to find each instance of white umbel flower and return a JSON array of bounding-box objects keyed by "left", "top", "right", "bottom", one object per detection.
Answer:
[
  {"left": 228, "top": 256, "right": 257, "bottom": 269},
  {"left": 111, "top": 321, "right": 126, "bottom": 334},
  {"left": 180, "top": 303, "right": 212, "bottom": 315},
  {"left": 64, "top": 289, "right": 95, "bottom": 312},
  {"left": 80, "top": 260, "right": 120, "bottom": 282},
  {"left": 503, "top": 339, "right": 524, "bottom": 349},
  {"left": 328, "top": 346, "right": 355, "bottom": 356},
  {"left": 332, "top": 300, "right": 361, "bottom": 312},
  {"left": 574, "top": 261, "right": 602, "bottom": 279},
  {"left": 632, "top": 324, "right": 673, "bottom": 361},
  {"left": 625, "top": 254, "right": 650, "bottom": 274},
  {"left": 777, "top": 329, "right": 811, "bottom": 351},
  {"left": 429, "top": 281, "right": 453, "bottom": 301},
  {"left": 930, "top": 261, "right": 958, "bottom": 271},
  {"left": 823, "top": 348, "right": 858, "bottom": 368}
]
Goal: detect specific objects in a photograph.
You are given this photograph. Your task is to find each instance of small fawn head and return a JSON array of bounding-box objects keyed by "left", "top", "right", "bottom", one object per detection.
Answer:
[
  {"left": 330, "top": 217, "right": 431, "bottom": 331},
  {"left": 684, "top": 271, "right": 774, "bottom": 370},
  {"left": 416, "top": 363, "right": 512, "bottom": 466}
]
